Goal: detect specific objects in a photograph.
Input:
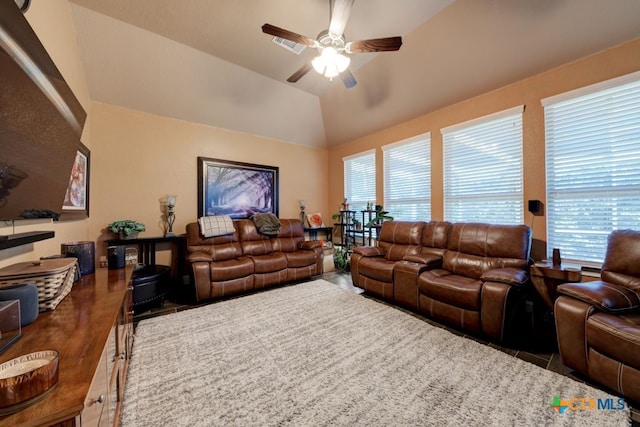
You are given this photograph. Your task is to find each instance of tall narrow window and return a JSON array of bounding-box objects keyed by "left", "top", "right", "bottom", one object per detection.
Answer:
[
  {"left": 543, "top": 72, "right": 640, "bottom": 264},
  {"left": 383, "top": 134, "right": 431, "bottom": 220},
  {"left": 344, "top": 150, "right": 375, "bottom": 212},
  {"left": 442, "top": 106, "right": 524, "bottom": 224}
]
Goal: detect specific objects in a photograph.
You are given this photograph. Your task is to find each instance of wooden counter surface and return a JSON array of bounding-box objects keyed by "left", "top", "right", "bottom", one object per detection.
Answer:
[{"left": 0, "top": 267, "right": 132, "bottom": 426}]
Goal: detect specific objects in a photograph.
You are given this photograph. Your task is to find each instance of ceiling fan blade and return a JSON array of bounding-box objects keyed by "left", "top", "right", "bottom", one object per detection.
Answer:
[
  {"left": 262, "top": 23, "right": 316, "bottom": 47},
  {"left": 346, "top": 36, "right": 402, "bottom": 53},
  {"left": 287, "top": 63, "right": 313, "bottom": 83},
  {"left": 340, "top": 69, "right": 357, "bottom": 89},
  {"left": 329, "top": 0, "right": 354, "bottom": 37}
]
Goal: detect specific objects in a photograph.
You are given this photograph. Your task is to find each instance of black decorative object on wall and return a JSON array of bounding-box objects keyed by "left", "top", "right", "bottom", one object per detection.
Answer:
[{"left": 198, "top": 157, "right": 279, "bottom": 219}]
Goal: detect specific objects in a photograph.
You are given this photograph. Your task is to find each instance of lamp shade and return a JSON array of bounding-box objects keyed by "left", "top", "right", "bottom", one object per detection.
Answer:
[{"left": 312, "top": 47, "right": 350, "bottom": 78}]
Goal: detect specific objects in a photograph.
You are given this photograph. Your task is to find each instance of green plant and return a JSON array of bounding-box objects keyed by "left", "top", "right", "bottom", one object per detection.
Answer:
[
  {"left": 333, "top": 246, "right": 350, "bottom": 272},
  {"left": 364, "top": 207, "right": 394, "bottom": 227},
  {"left": 108, "top": 220, "right": 145, "bottom": 237}
]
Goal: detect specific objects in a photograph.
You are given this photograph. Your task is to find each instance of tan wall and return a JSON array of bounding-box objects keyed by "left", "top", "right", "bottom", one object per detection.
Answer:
[
  {"left": 327, "top": 38, "right": 640, "bottom": 261},
  {"left": 1, "top": 1, "right": 328, "bottom": 268},
  {"left": 0, "top": 0, "right": 92, "bottom": 268},
  {"left": 87, "top": 103, "right": 328, "bottom": 263}
]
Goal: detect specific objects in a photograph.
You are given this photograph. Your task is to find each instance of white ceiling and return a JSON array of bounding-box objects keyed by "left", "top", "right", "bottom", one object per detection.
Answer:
[{"left": 67, "top": 0, "right": 640, "bottom": 148}]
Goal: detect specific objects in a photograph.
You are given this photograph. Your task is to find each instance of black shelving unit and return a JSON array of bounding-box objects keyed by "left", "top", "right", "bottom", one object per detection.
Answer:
[{"left": 334, "top": 210, "right": 383, "bottom": 255}]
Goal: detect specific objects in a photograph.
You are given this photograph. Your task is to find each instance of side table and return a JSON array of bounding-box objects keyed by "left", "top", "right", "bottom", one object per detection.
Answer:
[
  {"left": 530, "top": 261, "right": 582, "bottom": 310},
  {"left": 304, "top": 227, "right": 333, "bottom": 244}
]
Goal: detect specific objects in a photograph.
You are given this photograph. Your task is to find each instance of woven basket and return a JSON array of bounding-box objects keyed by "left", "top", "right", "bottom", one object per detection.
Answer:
[{"left": 0, "top": 258, "right": 79, "bottom": 312}]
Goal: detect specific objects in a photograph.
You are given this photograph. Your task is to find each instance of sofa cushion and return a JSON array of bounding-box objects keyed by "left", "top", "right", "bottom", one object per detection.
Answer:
[
  {"left": 443, "top": 223, "right": 530, "bottom": 279},
  {"left": 587, "top": 311, "right": 640, "bottom": 370},
  {"left": 377, "top": 221, "right": 424, "bottom": 261},
  {"left": 359, "top": 257, "right": 396, "bottom": 283},
  {"left": 249, "top": 253, "right": 287, "bottom": 273},
  {"left": 418, "top": 269, "right": 482, "bottom": 311},
  {"left": 271, "top": 219, "right": 305, "bottom": 252},
  {"left": 210, "top": 257, "right": 254, "bottom": 281},
  {"left": 186, "top": 222, "right": 242, "bottom": 262},
  {"left": 447, "top": 222, "right": 530, "bottom": 260},
  {"left": 421, "top": 221, "right": 451, "bottom": 250},
  {"left": 284, "top": 250, "right": 316, "bottom": 268},
  {"left": 237, "top": 219, "right": 274, "bottom": 255},
  {"left": 601, "top": 230, "right": 640, "bottom": 290}
]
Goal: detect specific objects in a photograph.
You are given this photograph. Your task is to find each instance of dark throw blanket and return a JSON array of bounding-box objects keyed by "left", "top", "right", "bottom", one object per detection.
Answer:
[{"left": 252, "top": 213, "right": 281, "bottom": 236}]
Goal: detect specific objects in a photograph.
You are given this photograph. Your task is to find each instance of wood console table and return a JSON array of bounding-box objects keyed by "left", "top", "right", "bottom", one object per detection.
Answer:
[
  {"left": 105, "top": 235, "right": 186, "bottom": 267},
  {"left": 0, "top": 267, "right": 133, "bottom": 426}
]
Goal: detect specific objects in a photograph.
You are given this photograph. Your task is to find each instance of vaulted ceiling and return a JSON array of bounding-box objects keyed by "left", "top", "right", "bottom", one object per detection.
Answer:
[{"left": 68, "top": 0, "right": 640, "bottom": 148}]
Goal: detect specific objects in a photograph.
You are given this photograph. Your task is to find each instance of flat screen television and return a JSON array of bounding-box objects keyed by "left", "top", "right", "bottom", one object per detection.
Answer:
[{"left": 0, "top": 1, "right": 86, "bottom": 221}]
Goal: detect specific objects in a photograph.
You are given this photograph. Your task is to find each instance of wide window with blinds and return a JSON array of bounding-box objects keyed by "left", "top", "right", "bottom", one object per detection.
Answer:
[
  {"left": 383, "top": 135, "right": 431, "bottom": 220},
  {"left": 442, "top": 106, "right": 524, "bottom": 224},
  {"left": 543, "top": 72, "right": 640, "bottom": 265},
  {"left": 344, "top": 150, "right": 375, "bottom": 212}
]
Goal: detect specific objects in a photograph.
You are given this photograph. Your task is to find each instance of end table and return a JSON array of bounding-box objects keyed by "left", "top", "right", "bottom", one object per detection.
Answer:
[{"left": 530, "top": 261, "right": 582, "bottom": 310}]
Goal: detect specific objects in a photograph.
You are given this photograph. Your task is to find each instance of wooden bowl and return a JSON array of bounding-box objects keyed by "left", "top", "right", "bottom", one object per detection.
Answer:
[{"left": 0, "top": 350, "right": 59, "bottom": 413}]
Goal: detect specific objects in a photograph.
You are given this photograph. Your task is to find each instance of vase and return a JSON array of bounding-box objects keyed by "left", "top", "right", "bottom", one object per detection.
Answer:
[{"left": 119, "top": 231, "right": 139, "bottom": 240}]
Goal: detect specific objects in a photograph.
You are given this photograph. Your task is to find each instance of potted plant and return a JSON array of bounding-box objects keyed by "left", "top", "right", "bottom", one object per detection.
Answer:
[
  {"left": 353, "top": 218, "right": 362, "bottom": 230},
  {"left": 333, "top": 246, "right": 350, "bottom": 272},
  {"left": 108, "top": 220, "right": 146, "bottom": 240},
  {"left": 364, "top": 207, "right": 394, "bottom": 228},
  {"left": 341, "top": 197, "right": 349, "bottom": 211}
]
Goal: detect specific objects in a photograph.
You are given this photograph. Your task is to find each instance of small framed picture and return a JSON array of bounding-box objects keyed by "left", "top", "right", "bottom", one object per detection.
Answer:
[
  {"left": 61, "top": 142, "right": 90, "bottom": 220},
  {"left": 306, "top": 212, "right": 325, "bottom": 228}
]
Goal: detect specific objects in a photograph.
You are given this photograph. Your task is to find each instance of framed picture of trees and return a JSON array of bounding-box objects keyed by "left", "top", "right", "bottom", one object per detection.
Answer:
[{"left": 197, "top": 157, "right": 279, "bottom": 219}]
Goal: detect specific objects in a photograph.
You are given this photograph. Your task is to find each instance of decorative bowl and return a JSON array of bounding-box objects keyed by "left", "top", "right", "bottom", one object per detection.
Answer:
[{"left": 0, "top": 350, "right": 59, "bottom": 414}]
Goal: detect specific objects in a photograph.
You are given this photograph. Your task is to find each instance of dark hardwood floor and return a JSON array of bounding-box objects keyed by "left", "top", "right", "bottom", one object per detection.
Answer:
[{"left": 134, "top": 270, "right": 639, "bottom": 425}]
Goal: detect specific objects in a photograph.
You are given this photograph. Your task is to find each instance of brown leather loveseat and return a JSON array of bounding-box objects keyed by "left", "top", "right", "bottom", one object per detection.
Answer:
[
  {"left": 555, "top": 229, "right": 640, "bottom": 403},
  {"left": 417, "top": 222, "right": 532, "bottom": 342},
  {"left": 351, "top": 221, "right": 531, "bottom": 342},
  {"left": 186, "top": 218, "right": 323, "bottom": 302}
]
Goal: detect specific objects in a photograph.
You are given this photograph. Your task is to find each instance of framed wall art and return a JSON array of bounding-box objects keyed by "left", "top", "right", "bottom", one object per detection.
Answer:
[
  {"left": 61, "top": 142, "right": 90, "bottom": 220},
  {"left": 198, "top": 157, "right": 279, "bottom": 219}
]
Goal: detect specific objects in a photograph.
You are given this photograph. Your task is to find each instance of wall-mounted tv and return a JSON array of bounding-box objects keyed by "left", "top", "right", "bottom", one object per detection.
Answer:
[{"left": 0, "top": 1, "right": 86, "bottom": 221}]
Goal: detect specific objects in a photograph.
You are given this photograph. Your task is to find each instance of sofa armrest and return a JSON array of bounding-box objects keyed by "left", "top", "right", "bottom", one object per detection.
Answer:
[
  {"left": 403, "top": 254, "right": 442, "bottom": 268},
  {"left": 481, "top": 267, "right": 528, "bottom": 286},
  {"left": 187, "top": 251, "right": 213, "bottom": 263},
  {"left": 299, "top": 240, "right": 322, "bottom": 250},
  {"left": 352, "top": 246, "right": 385, "bottom": 257},
  {"left": 557, "top": 281, "right": 640, "bottom": 314}
]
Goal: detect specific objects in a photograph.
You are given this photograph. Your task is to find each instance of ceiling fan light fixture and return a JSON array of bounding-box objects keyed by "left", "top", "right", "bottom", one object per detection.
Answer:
[{"left": 312, "top": 47, "right": 351, "bottom": 79}]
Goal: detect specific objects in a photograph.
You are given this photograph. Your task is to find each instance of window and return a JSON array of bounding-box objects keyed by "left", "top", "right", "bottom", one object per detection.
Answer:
[
  {"left": 442, "top": 106, "right": 524, "bottom": 224},
  {"left": 543, "top": 72, "right": 640, "bottom": 264},
  {"left": 344, "top": 150, "right": 375, "bottom": 212},
  {"left": 383, "top": 134, "right": 431, "bottom": 220}
]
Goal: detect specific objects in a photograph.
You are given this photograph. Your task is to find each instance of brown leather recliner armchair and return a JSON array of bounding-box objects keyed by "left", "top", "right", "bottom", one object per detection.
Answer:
[
  {"left": 350, "top": 221, "right": 425, "bottom": 300},
  {"left": 555, "top": 229, "right": 640, "bottom": 403}
]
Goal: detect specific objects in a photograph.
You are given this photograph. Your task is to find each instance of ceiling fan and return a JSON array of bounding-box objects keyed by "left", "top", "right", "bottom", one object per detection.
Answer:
[{"left": 262, "top": 0, "right": 402, "bottom": 89}]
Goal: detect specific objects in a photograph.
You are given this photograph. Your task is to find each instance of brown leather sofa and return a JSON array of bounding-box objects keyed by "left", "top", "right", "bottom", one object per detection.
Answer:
[
  {"left": 186, "top": 218, "right": 323, "bottom": 302},
  {"left": 418, "top": 222, "right": 532, "bottom": 342},
  {"left": 555, "top": 229, "right": 640, "bottom": 403},
  {"left": 351, "top": 221, "right": 531, "bottom": 342}
]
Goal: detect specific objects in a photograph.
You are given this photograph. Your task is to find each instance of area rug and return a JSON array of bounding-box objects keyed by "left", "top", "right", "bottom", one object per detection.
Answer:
[{"left": 120, "top": 280, "right": 630, "bottom": 426}]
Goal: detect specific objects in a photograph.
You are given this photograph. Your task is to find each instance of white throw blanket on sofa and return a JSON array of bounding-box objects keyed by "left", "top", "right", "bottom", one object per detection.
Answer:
[{"left": 198, "top": 215, "right": 235, "bottom": 238}]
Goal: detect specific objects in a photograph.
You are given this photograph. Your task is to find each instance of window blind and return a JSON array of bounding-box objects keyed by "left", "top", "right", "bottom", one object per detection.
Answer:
[
  {"left": 344, "top": 150, "right": 376, "bottom": 212},
  {"left": 544, "top": 75, "right": 640, "bottom": 264},
  {"left": 383, "top": 135, "right": 431, "bottom": 220},
  {"left": 442, "top": 107, "right": 524, "bottom": 224}
]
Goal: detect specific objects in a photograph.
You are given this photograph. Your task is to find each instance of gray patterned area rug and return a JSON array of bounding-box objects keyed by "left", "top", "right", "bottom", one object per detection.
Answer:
[{"left": 121, "top": 280, "right": 630, "bottom": 426}]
